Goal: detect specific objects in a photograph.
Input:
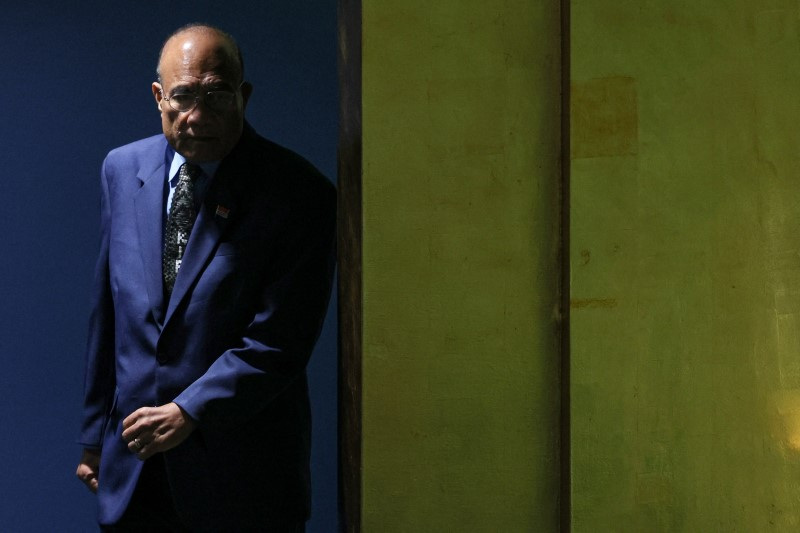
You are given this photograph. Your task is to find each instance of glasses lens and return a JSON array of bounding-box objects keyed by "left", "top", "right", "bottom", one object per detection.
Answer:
[
  {"left": 168, "top": 93, "right": 197, "bottom": 112},
  {"left": 164, "top": 89, "right": 237, "bottom": 113},
  {"left": 206, "top": 91, "right": 236, "bottom": 112}
]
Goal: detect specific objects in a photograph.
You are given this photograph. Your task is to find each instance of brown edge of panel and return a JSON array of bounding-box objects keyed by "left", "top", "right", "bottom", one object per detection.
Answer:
[
  {"left": 559, "top": 0, "right": 571, "bottom": 530},
  {"left": 337, "top": 0, "right": 362, "bottom": 532}
]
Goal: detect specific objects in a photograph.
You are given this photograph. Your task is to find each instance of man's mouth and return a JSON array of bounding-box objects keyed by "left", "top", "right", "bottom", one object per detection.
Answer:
[{"left": 179, "top": 130, "right": 216, "bottom": 142}]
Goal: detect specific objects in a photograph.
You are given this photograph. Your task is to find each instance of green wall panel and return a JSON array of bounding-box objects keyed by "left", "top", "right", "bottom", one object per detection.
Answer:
[
  {"left": 572, "top": 1, "right": 800, "bottom": 530},
  {"left": 361, "top": 1, "right": 561, "bottom": 530}
]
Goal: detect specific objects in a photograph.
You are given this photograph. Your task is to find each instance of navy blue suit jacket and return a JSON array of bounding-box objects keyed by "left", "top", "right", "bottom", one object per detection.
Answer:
[{"left": 79, "top": 123, "right": 336, "bottom": 528}]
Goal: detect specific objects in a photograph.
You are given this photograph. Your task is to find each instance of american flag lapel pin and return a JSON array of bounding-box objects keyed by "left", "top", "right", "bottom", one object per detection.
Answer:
[{"left": 215, "top": 205, "right": 230, "bottom": 219}]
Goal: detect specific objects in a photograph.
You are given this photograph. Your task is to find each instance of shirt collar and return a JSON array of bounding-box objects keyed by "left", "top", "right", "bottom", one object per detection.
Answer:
[{"left": 167, "top": 151, "right": 221, "bottom": 185}]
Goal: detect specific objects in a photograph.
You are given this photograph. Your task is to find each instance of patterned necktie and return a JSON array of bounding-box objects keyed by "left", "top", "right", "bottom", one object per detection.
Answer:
[{"left": 163, "top": 162, "right": 200, "bottom": 295}]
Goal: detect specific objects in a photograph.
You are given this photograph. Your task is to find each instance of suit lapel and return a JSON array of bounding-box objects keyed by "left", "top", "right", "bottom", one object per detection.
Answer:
[
  {"left": 134, "top": 160, "right": 167, "bottom": 325},
  {"left": 163, "top": 165, "right": 236, "bottom": 328}
]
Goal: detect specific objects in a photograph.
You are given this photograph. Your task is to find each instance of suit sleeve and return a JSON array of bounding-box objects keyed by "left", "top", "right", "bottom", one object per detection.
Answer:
[
  {"left": 173, "top": 173, "right": 337, "bottom": 430},
  {"left": 77, "top": 157, "right": 117, "bottom": 449}
]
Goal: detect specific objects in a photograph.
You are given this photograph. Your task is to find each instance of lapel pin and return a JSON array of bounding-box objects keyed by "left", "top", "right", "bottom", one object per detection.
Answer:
[{"left": 215, "top": 205, "right": 230, "bottom": 219}]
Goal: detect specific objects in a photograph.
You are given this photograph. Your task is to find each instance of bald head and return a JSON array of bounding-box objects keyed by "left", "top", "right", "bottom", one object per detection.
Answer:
[{"left": 157, "top": 24, "right": 244, "bottom": 83}]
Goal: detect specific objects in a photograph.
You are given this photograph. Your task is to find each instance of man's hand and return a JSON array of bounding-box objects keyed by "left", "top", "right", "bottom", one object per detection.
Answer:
[
  {"left": 121, "top": 402, "right": 196, "bottom": 461},
  {"left": 76, "top": 448, "right": 101, "bottom": 493}
]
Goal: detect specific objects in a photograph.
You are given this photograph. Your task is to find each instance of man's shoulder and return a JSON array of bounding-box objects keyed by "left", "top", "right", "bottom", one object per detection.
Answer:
[
  {"left": 236, "top": 127, "right": 334, "bottom": 199},
  {"left": 105, "top": 134, "right": 167, "bottom": 166}
]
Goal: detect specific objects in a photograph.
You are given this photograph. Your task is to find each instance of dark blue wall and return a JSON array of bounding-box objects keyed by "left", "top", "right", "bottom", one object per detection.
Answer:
[{"left": 0, "top": 3, "right": 338, "bottom": 531}]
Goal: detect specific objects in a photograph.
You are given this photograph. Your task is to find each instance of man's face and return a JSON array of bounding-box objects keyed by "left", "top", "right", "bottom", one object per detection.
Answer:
[{"left": 152, "top": 31, "right": 252, "bottom": 162}]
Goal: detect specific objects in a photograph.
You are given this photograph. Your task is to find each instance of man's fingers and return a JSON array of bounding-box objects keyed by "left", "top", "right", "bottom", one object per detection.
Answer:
[
  {"left": 121, "top": 410, "right": 136, "bottom": 431},
  {"left": 122, "top": 407, "right": 155, "bottom": 441},
  {"left": 76, "top": 462, "right": 99, "bottom": 494},
  {"left": 126, "top": 435, "right": 150, "bottom": 453},
  {"left": 121, "top": 424, "right": 138, "bottom": 443},
  {"left": 122, "top": 406, "right": 149, "bottom": 434},
  {"left": 121, "top": 403, "right": 194, "bottom": 458},
  {"left": 130, "top": 436, "right": 160, "bottom": 461},
  {"left": 125, "top": 433, "right": 164, "bottom": 459},
  {"left": 80, "top": 473, "right": 99, "bottom": 493}
]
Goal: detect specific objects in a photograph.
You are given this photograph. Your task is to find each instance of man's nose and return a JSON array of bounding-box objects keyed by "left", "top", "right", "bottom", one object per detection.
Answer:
[{"left": 185, "top": 98, "right": 213, "bottom": 124}]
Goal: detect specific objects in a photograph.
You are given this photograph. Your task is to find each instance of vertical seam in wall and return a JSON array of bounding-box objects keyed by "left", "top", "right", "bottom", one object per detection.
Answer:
[
  {"left": 337, "top": 0, "right": 363, "bottom": 531},
  {"left": 559, "top": 0, "right": 571, "bottom": 530}
]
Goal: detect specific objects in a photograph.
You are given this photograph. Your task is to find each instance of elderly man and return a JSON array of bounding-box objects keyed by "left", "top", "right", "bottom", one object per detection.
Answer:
[{"left": 75, "top": 23, "right": 335, "bottom": 532}]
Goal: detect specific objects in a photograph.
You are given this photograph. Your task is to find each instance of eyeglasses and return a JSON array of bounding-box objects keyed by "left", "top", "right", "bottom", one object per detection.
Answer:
[{"left": 160, "top": 84, "right": 242, "bottom": 113}]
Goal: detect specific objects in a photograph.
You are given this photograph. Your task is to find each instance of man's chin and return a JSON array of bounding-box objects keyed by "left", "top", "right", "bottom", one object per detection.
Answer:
[{"left": 177, "top": 140, "right": 223, "bottom": 163}]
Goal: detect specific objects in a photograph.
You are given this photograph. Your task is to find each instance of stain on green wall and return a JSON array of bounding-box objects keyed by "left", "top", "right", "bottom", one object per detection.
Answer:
[
  {"left": 571, "top": 76, "right": 638, "bottom": 159},
  {"left": 361, "top": 1, "right": 562, "bottom": 531}
]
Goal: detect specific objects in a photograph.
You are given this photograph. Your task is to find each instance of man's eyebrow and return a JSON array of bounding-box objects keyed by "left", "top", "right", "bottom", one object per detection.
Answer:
[
  {"left": 205, "top": 81, "right": 236, "bottom": 90},
  {"left": 167, "top": 83, "right": 194, "bottom": 94},
  {"left": 176, "top": 81, "right": 235, "bottom": 90}
]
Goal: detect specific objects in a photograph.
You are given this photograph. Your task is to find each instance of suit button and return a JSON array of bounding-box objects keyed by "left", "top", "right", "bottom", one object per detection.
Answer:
[{"left": 157, "top": 350, "right": 168, "bottom": 364}]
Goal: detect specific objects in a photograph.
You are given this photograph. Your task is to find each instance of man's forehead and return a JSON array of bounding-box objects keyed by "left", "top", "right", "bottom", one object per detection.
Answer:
[{"left": 160, "top": 30, "right": 238, "bottom": 75}]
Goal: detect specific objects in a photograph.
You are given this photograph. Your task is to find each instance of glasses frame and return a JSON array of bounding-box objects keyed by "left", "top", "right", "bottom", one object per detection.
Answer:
[{"left": 160, "top": 82, "right": 245, "bottom": 113}]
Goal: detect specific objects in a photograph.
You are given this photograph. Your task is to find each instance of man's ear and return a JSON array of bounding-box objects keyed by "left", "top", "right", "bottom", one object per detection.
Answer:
[{"left": 152, "top": 82, "right": 164, "bottom": 111}]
